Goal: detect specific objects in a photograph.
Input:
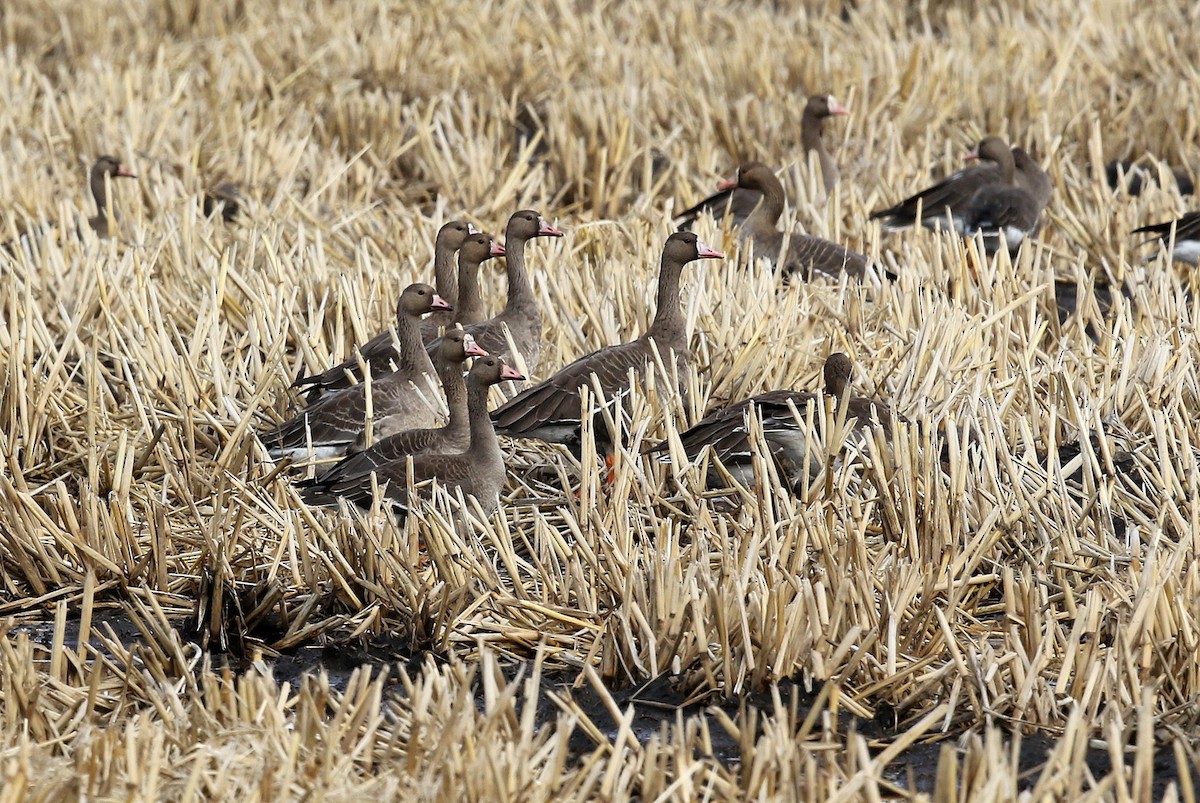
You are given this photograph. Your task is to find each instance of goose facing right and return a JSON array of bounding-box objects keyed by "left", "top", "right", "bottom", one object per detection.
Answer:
[
  {"left": 675, "top": 92, "right": 849, "bottom": 230},
  {"left": 262, "top": 283, "right": 450, "bottom": 461},
  {"left": 490, "top": 232, "right": 723, "bottom": 458},
  {"left": 302, "top": 356, "right": 524, "bottom": 516}
]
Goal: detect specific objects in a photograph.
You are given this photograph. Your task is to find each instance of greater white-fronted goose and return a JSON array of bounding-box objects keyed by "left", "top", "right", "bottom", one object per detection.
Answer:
[
  {"left": 1105, "top": 159, "right": 1194, "bottom": 197},
  {"left": 3, "top": 156, "right": 137, "bottom": 256},
  {"left": 871, "top": 137, "right": 1049, "bottom": 235},
  {"left": 490, "top": 232, "right": 723, "bottom": 457},
  {"left": 719, "top": 162, "right": 870, "bottom": 279},
  {"left": 87, "top": 155, "right": 137, "bottom": 239},
  {"left": 203, "top": 182, "right": 243, "bottom": 223},
  {"left": 317, "top": 330, "right": 488, "bottom": 486},
  {"left": 645, "top": 352, "right": 896, "bottom": 489},
  {"left": 302, "top": 356, "right": 524, "bottom": 516},
  {"left": 292, "top": 220, "right": 474, "bottom": 401},
  {"left": 1133, "top": 211, "right": 1200, "bottom": 265},
  {"left": 959, "top": 140, "right": 1049, "bottom": 255},
  {"left": 433, "top": 209, "right": 563, "bottom": 376},
  {"left": 262, "top": 283, "right": 449, "bottom": 461},
  {"left": 675, "top": 93, "right": 849, "bottom": 230},
  {"left": 448, "top": 231, "right": 506, "bottom": 328},
  {"left": 421, "top": 220, "right": 481, "bottom": 342}
]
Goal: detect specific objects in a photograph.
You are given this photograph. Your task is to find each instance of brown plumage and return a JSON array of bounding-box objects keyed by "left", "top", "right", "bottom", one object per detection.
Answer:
[
  {"left": 428, "top": 209, "right": 563, "bottom": 376},
  {"left": 719, "top": 162, "right": 871, "bottom": 279},
  {"left": 448, "top": 232, "right": 506, "bottom": 329},
  {"left": 872, "top": 137, "right": 1050, "bottom": 242},
  {"left": 262, "top": 284, "right": 449, "bottom": 460},
  {"left": 292, "top": 220, "right": 474, "bottom": 402},
  {"left": 490, "top": 232, "right": 723, "bottom": 456},
  {"left": 314, "top": 330, "right": 489, "bottom": 486},
  {"left": 302, "top": 356, "right": 524, "bottom": 516},
  {"left": 1133, "top": 211, "right": 1200, "bottom": 265},
  {"left": 675, "top": 93, "right": 849, "bottom": 230},
  {"left": 87, "top": 155, "right": 138, "bottom": 239},
  {"left": 645, "top": 353, "right": 897, "bottom": 490}
]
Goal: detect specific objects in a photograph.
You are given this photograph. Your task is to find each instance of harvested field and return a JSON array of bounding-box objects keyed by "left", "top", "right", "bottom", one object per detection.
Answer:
[{"left": 2, "top": 0, "right": 1200, "bottom": 799}]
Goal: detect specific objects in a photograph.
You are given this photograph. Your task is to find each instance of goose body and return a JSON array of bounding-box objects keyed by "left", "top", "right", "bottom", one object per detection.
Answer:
[
  {"left": 1133, "top": 211, "right": 1200, "bottom": 265},
  {"left": 293, "top": 221, "right": 474, "bottom": 402},
  {"left": 303, "top": 356, "right": 524, "bottom": 516},
  {"left": 676, "top": 93, "right": 849, "bottom": 230},
  {"left": 872, "top": 137, "right": 1049, "bottom": 243},
  {"left": 312, "top": 330, "right": 488, "bottom": 487},
  {"left": 263, "top": 284, "right": 449, "bottom": 460},
  {"left": 491, "top": 232, "right": 723, "bottom": 456},
  {"left": 646, "top": 353, "right": 897, "bottom": 490},
  {"left": 719, "top": 162, "right": 870, "bottom": 279},
  {"left": 427, "top": 209, "right": 563, "bottom": 376}
]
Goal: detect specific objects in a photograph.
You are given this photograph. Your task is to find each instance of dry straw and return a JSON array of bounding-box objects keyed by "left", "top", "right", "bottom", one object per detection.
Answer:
[{"left": 2, "top": 0, "right": 1200, "bottom": 798}]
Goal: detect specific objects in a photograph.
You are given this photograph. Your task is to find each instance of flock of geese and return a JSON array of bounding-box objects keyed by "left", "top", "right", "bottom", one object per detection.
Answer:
[{"left": 19, "top": 93, "right": 1198, "bottom": 519}]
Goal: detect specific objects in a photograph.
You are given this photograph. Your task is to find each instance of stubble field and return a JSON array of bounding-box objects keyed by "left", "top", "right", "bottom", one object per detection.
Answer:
[{"left": 1, "top": 0, "right": 1200, "bottom": 799}]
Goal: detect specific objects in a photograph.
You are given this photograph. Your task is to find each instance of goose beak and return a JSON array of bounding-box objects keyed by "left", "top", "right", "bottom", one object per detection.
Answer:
[
  {"left": 696, "top": 240, "right": 724, "bottom": 259},
  {"left": 964, "top": 149, "right": 979, "bottom": 162},
  {"left": 537, "top": 218, "right": 564, "bottom": 237},
  {"left": 499, "top": 364, "right": 525, "bottom": 381},
  {"left": 489, "top": 241, "right": 507, "bottom": 257},
  {"left": 828, "top": 98, "right": 850, "bottom": 116},
  {"left": 116, "top": 165, "right": 136, "bottom": 178},
  {"left": 717, "top": 177, "right": 738, "bottom": 191},
  {"left": 431, "top": 294, "right": 452, "bottom": 312},
  {"left": 463, "top": 334, "right": 488, "bottom": 358}
]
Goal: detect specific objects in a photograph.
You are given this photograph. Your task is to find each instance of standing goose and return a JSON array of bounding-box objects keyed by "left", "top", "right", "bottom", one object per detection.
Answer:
[
  {"left": 431, "top": 209, "right": 563, "bottom": 376},
  {"left": 490, "top": 232, "right": 723, "bottom": 458},
  {"left": 871, "top": 137, "right": 1049, "bottom": 234},
  {"left": 645, "top": 353, "right": 896, "bottom": 489},
  {"left": 720, "top": 162, "right": 871, "bottom": 279},
  {"left": 1133, "top": 211, "right": 1200, "bottom": 265},
  {"left": 675, "top": 93, "right": 850, "bottom": 230},
  {"left": 262, "top": 284, "right": 449, "bottom": 460},
  {"left": 292, "top": 220, "right": 475, "bottom": 402},
  {"left": 315, "top": 330, "right": 489, "bottom": 487},
  {"left": 302, "top": 356, "right": 524, "bottom": 516},
  {"left": 448, "top": 231, "right": 507, "bottom": 328}
]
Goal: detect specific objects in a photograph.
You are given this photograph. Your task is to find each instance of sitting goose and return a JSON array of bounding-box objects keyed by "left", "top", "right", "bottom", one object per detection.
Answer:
[
  {"left": 5, "top": 156, "right": 137, "bottom": 255},
  {"left": 675, "top": 93, "right": 850, "bottom": 230},
  {"left": 203, "top": 182, "right": 244, "bottom": 224},
  {"left": 718, "top": 162, "right": 871, "bottom": 279},
  {"left": 314, "top": 330, "right": 488, "bottom": 487},
  {"left": 645, "top": 353, "right": 896, "bottom": 490},
  {"left": 1133, "top": 211, "right": 1200, "bottom": 265},
  {"left": 262, "top": 283, "right": 449, "bottom": 461},
  {"left": 1105, "top": 159, "right": 1194, "bottom": 197},
  {"left": 87, "top": 155, "right": 138, "bottom": 238},
  {"left": 959, "top": 139, "right": 1050, "bottom": 255},
  {"left": 292, "top": 220, "right": 476, "bottom": 401},
  {"left": 871, "top": 137, "right": 1050, "bottom": 237},
  {"left": 302, "top": 356, "right": 524, "bottom": 517},
  {"left": 429, "top": 209, "right": 563, "bottom": 376},
  {"left": 490, "top": 232, "right": 723, "bottom": 459}
]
